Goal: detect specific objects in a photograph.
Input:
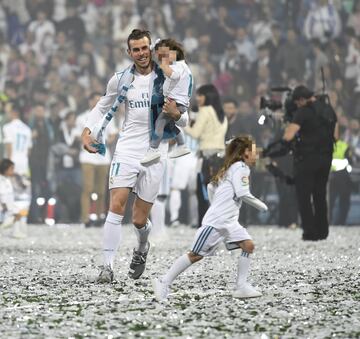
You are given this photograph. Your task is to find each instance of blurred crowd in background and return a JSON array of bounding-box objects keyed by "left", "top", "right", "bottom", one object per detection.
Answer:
[{"left": 0, "top": 0, "right": 359, "bottom": 226}]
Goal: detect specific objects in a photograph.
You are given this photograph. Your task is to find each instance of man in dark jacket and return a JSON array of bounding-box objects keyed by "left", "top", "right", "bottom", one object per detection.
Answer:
[{"left": 282, "top": 85, "right": 338, "bottom": 240}]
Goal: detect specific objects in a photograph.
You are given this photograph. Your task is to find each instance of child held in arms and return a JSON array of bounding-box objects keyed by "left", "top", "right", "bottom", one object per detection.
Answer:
[{"left": 141, "top": 38, "right": 193, "bottom": 165}]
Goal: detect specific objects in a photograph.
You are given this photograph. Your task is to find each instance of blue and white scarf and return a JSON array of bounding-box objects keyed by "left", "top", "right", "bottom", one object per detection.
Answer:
[{"left": 93, "top": 62, "right": 176, "bottom": 155}]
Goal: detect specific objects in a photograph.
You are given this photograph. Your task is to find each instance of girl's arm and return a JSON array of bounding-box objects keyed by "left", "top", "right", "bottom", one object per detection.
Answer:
[
  {"left": 232, "top": 166, "right": 268, "bottom": 212},
  {"left": 242, "top": 194, "right": 268, "bottom": 212}
]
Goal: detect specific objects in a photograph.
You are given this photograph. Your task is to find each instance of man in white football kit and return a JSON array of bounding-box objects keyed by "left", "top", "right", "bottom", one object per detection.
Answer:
[
  {"left": 141, "top": 39, "right": 193, "bottom": 164},
  {"left": 153, "top": 136, "right": 268, "bottom": 300},
  {"left": 81, "top": 30, "right": 188, "bottom": 283},
  {"left": 3, "top": 102, "right": 32, "bottom": 177}
]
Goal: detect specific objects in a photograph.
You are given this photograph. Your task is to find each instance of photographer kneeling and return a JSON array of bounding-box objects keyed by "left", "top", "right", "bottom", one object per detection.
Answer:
[{"left": 282, "top": 85, "right": 338, "bottom": 241}]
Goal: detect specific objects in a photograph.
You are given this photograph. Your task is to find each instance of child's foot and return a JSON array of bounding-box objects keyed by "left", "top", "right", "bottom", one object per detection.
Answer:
[
  {"left": 233, "top": 283, "right": 262, "bottom": 298},
  {"left": 152, "top": 278, "right": 170, "bottom": 301},
  {"left": 141, "top": 148, "right": 161, "bottom": 165},
  {"left": 169, "top": 145, "right": 191, "bottom": 159}
]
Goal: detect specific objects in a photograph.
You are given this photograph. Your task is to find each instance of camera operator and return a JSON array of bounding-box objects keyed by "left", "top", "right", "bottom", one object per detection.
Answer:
[{"left": 282, "top": 85, "right": 338, "bottom": 241}]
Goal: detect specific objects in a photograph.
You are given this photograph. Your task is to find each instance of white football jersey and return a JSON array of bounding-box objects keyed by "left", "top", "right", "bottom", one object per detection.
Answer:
[
  {"left": 163, "top": 60, "right": 193, "bottom": 107},
  {"left": 202, "top": 161, "right": 250, "bottom": 228},
  {"left": 113, "top": 71, "right": 169, "bottom": 162},
  {"left": 85, "top": 65, "right": 189, "bottom": 163},
  {"left": 3, "top": 119, "right": 32, "bottom": 175}
]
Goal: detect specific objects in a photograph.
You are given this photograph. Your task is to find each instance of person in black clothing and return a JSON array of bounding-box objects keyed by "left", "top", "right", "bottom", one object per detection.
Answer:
[
  {"left": 28, "top": 103, "right": 54, "bottom": 223},
  {"left": 282, "top": 85, "right": 338, "bottom": 240},
  {"left": 54, "top": 111, "right": 82, "bottom": 223}
]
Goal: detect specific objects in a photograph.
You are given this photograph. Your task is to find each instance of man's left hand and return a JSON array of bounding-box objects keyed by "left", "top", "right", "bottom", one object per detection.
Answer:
[{"left": 162, "top": 98, "right": 181, "bottom": 121}]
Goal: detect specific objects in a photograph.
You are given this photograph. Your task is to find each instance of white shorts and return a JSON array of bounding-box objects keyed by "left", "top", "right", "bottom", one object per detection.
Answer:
[
  {"left": 108, "top": 159, "right": 166, "bottom": 203},
  {"left": 169, "top": 152, "right": 198, "bottom": 190},
  {"left": 190, "top": 223, "right": 252, "bottom": 257}
]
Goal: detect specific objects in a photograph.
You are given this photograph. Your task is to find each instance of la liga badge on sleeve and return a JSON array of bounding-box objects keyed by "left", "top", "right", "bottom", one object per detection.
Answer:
[{"left": 241, "top": 176, "right": 249, "bottom": 186}]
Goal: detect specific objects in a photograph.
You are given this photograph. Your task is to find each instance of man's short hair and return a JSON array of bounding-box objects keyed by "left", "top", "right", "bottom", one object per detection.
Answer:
[
  {"left": 292, "top": 85, "right": 314, "bottom": 101},
  {"left": 223, "top": 97, "right": 238, "bottom": 107},
  {"left": 127, "top": 29, "right": 151, "bottom": 49}
]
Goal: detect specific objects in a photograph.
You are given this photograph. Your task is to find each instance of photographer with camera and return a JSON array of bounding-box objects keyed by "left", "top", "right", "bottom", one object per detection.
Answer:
[{"left": 280, "top": 85, "right": 338, "bottom": 241}]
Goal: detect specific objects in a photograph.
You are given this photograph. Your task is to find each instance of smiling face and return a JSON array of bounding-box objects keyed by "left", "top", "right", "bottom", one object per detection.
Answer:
[{"left": 127, "top": 37, "right": 152, "bottom": 73}]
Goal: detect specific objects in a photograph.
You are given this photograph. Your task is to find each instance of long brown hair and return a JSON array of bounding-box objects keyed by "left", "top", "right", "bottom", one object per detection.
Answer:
[{"left": 212, "top": 135, "right": 254, "bottom": 185}]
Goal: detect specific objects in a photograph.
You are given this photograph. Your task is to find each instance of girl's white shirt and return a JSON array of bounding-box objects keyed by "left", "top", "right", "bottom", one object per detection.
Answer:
[{"left": 204, "top": 161, "right": 267, "bottom": 228}]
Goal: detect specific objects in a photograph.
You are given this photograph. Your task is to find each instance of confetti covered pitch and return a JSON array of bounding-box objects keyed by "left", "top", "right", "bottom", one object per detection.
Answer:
[{"left": 1, "top": 225, "right": 359, "bottom": 338}]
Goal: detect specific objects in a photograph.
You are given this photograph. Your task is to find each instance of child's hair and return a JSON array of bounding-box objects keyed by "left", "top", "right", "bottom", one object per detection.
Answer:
[
  {"left": 0, "top": 158, "right": 14, "bottom": 175},
  {"left": 155, "top": 38, "right": 185, "bottom": 61},
  {"left": 211, "top": 135, "right": 254, "bottom": 185}
]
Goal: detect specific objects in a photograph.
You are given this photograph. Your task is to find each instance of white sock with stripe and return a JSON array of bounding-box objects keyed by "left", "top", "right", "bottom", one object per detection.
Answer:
[
  {"left": 236, "top": 251, "right": 251, "bottom": 288},
  {"left": 134, "top": 219, "right": 152, "bottom": 252},
  {"left": 161, "top": 253, "right": 192, "bottom": 286},
  {"left": 103, "top": 211, "right": 123, "bottom": 269}
]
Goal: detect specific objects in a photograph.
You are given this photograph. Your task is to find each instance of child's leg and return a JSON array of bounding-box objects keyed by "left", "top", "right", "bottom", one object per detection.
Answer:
[
  {"left": 224, "top": 223, "right": 261, "bottom": 297},
  {"left": 153, "top": 225, "right": 222, "bottom": 301},
  {"left": 151, "top": 112, "right": 169, "bottom": 149},
  {"left": 236, "top": 239, "right": 255, "bottom": 288},
  {"left": 175, "top": 129, "right": 185, "bottom": 146},
  {"left": 161, "top": 251, "right": 201, "bottom": 285},
  {"left": 161, "top": 225, "right": 220, "bottom": 286}
]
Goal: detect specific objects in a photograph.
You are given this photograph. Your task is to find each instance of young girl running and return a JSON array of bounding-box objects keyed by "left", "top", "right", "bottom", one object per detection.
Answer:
[
  {"left": 152, "top": 135, "right": 268, "bottom": 300},
  {"left": 141, "top": 38, "right": 192, "bottom": 165}
]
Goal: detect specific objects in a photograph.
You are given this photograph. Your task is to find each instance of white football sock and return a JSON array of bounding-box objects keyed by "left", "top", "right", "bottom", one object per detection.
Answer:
[
  {"left": 103, "top": 211, "right": 123, "bottom": 269},
  {"left": 162, "top": 253, "right": 192, "bottom": 286},
  {"left": 236, "top": 251, "right": 251, "bottom": 288},
  {"left": 134, "top": 219, "right": 152, "bottom": 252},
  {"left": 150, "top": 198, "right": 166, "bottom": 234},
  {"left": 169, "top": 190, "right": 181, "bottom": 222}
]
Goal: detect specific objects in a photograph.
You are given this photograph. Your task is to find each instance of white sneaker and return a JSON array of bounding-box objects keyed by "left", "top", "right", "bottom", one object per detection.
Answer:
[
  {"left": 169, "top": 145, "right": 191, "bottom": 159},
  {"left": 141, "top": 148, "right": 161, "bottom": 165},
  {"left": 152, "top": 278, "right": 170, "bottom": 301},
  {"left": 233, "top": 283, "right": 262, "bottom": 298}
]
